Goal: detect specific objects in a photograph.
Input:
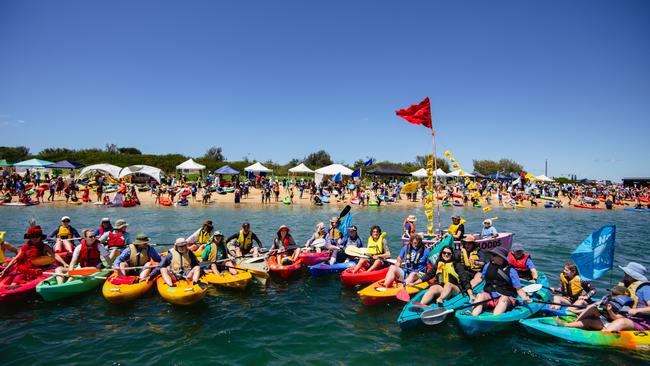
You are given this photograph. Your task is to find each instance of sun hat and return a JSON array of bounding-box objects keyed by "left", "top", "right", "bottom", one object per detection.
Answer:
[
  {"left": 483, "top": 219, "right": 492, "bottom": 225},
  {"left": 511, "top": 243, "right": 525, "bottom": 252},
  {"left": 277, "top": 225, "right": 290, "bottom": 235},
  {"left": 101, "top": 217, "right": 110, "bottom": 223},
  {"left": 618, "top": 262, "right": 648, "bottom": 282},
  {"left": 212, "top": 230, "right": 223, "bottom": 237},
  {"left": 461, "top": 234, "right": 476, "bottom": 244},
  {"left": 348, "top": 225, "right": 358, "bottom": 232},
  {"left": 316, "top": 222, "right": 325, "bottom": 230},
  {"left": 24, "top": 226, "right": 46, "bottom": 239},
  {"left": 203, "top": 220, "right": 213, "bottom": 229},
  {"left": 133, "top": 234, "right": 150, "bottom": 245},
  {"left": 115, "top": 219, "right": 128, "bottom": 229},
  {"left": 174, "top": 238, "right": 187, "bottom": 246},
  {"left": 487, "top": 246, "right": 509, "bottom": 261},
  {"left": 407, "top": 215, "right": 417, "bottom": 222},
  {"left": 61, "top": 216, "right": 71, "bottom": 222}
]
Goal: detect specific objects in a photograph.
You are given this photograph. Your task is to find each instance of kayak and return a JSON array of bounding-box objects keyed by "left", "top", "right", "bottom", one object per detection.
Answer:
[
  {"left": 520, "top": 316, "right": 650, "bottom": 350},
  {"left": 202, "top": 271, "right": 252, "bottom": 289},
  {"left": 282, "top": 196, "right": 291, "bottom": 205},
  {"left": 298, "top": 251, "right": 331, "bottom": 266},
  {"left": 102, "top": 273, "right": 155, "bottom": 304},
  {"left": 539, "top": 196, "right": 559, "bottom": 202},
  {"left": 454, "top": 273, "right": 552, "bottom": 335},
  {"left": 156, "top": 277, "right": 207, "bottom": 306},
  {"left": 357, "top": 280, "right": 428, "bottom": 305},
  {"left": 624, "top": 208, "right": 650, "bottom": 213},
  {"left": 369, "top": 201, "right": 379, "bottom": 206},
  {"left": 268, "top": 255, "right": 303, "bottom": 280},
  {"left": 573, "top": 204, "right": 605, "bottom": 210},
  {"left": 308, "top": 261, "right": 355, "bottom": 278},
  {"left": 159, "top": 197, "right": 172, "bottom": 206},
  {"left": 36, "top": 269, "right": 110, "bottom": 302},
  {"left": 235, "top": 257, "right": 269, "bottom": 285},
  {"left": 341, "top": 266, "right": 390, "bottom": 287},
  {"left": 1, "top": 202, "right": 40, "bottom": 206},
  {"left": 403, "top": 233, "right": 514, "bottom": 253},
  {"left": 0, "top": 270, "right": 53, "bottom": 304},
  {"left": 397, "top": 281, "right": 485, "bottom": 330},
  {"left": 441, "top": 201, "right": 451, "bottom": 207}
]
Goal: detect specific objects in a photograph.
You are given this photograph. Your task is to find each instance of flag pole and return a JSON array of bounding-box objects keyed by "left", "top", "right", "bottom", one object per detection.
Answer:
[{"left": 431, "top": 127, "right": 441, "bottom": 234}]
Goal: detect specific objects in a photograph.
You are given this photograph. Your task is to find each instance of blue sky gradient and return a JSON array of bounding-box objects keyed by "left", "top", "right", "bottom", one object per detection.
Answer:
[{"left": 1, "top": 1, "right": 648, "bottom": 180}]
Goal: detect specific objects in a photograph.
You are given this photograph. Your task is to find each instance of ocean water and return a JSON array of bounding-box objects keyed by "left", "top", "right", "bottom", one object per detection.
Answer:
[{"left": 1, "top": 204, "right": 649, "bottom": 365}]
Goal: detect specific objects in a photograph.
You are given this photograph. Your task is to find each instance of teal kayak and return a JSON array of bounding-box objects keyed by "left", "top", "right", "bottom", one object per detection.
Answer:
[
  {"left": 520, "top": 316, "right": 650, "bottom": 350},
  {"left": 36, "top": 269, "right": 110, "bottom": 302},
  {"left": 455, "top": 272, "right": 551, "bottom": 335},
  {"left": 397, "top": 281, "right": 485, "bottom": 330}
]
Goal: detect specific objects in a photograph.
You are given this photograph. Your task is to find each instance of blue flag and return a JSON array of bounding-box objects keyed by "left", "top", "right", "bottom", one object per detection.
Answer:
[
  {"left": 571, "top": 225, "right": 616, "bottom": 281},
  {"left": 332, "top": 172, "right": 342, "bottom": 182},
  {"left": 364, "top": 159, "right": 373, "bottom": 167},
  {"left": 339, "top": 212, "right": 352, "bottom": 234},
  {"left": 351, "top": 169, "right": 361, "bottom": 178}
]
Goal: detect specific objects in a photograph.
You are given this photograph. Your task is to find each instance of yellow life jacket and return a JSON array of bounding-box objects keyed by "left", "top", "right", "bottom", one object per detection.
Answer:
[
  {"left": 207, "top": 242, "right": 218, "bottom": 263},
  {"left": 170, "top": 248, "right": 192, "bottom": 274},
  {"left": 448, "top": 218, "right": 465, "bottom": 236},
  {"left": 57, "top": 226, "right": 72, "bottom": 239},
  {"left": 238, "top": 230, "right": 253, "bottom": 251},
  {"left": 128, "top": 244, "right": 150, "bottom": 267},
  {"left": 329, "top": 226, "right": 341, "bottom": 240},
  {"left": 436, "top": 261, "right": 460, "bottom": 284},
  {"left": 461, "top": 247, "right": 482, "bottom": 272},
  {"left": 197, "top": 229, "right": 211, "bottom": 245},
  {"left": 366, "top": 233, "right": 386, "bottom": 256},
  {"left": 628, "top": 280, "right": 650, "bottom": 308},
  {"left": 0, "top": 231, "right": 5, "bottom": 262},
  {"left": 560, "top": 273, "right": 584, "bottom": 301}
]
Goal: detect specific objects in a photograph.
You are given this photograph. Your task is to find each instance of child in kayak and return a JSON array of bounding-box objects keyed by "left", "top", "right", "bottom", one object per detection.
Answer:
[
  {"left": 382, "top": 235, "right": 429, "bottom": 288},
  {"left": 458, "top": 235, "right": 486, "bottom": 287},
  {"left": 350, "top": 225, "right": 391, "bottom": 274},
  {"left": 549, "top": 262, "right": 596, "bottom": 312}
]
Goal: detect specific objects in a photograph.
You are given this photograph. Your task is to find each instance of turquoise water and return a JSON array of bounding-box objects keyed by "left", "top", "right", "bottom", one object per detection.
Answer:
[{"left": 1, "top": 205, "right": 650, "bottom": 365}]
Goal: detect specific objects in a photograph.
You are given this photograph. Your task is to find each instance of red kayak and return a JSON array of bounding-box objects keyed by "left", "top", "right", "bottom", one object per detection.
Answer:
[
  {"left": 573, "top": 204, "right": 605, "bottom": 210},
  {"left": 268, "top": 256, "right": 303, "bottom": 280},
  {"left": 340, "top": 265, "right": 390, "bottom": 287},
  {"left": 299, "top": 251, "right": 330, "bottom": 266},
  {"left": 0, "top": 270, "right": 53, "bottom": 304}
]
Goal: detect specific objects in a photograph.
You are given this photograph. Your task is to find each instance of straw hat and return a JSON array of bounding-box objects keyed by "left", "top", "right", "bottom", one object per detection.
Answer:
[
  {"left": 174, "top": 238, "right": 187, "bottom": 246},
  {"left": 277, "top": 225, "right": 290, "bottom": 235},
  {"left": 407, "top": 215, "right": 417, "bottom": 222},
  {"left": 115, "top": 219, "right": 128, "bottom": 229}
]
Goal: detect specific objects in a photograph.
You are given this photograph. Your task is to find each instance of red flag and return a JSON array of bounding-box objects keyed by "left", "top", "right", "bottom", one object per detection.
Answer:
[{"left": 395, "top": 97, "right": 432, "bottom": 129}]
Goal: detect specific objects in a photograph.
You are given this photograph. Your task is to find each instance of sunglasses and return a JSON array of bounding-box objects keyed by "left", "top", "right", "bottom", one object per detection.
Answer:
[
  {"left": 442, "top": 251, "right": 452, "bottom": 255},
  {"left": 87, "top": 235, "right": 97, "bottom": 239}
]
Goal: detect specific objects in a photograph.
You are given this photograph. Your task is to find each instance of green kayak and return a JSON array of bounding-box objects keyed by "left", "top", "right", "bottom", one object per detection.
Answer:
[{"left": 36, "top": 269, "right": 110, "bottom": 302}]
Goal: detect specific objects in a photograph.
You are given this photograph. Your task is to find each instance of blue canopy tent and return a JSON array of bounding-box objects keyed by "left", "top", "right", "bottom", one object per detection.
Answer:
[
  {"left": 48, "top": 160, "right": 85, "bottom": 170},
  {"left": 13, "top": 159, "right": 53, "bottom": 168},
  {"left": 215, "top": 165, "right": 240, "bottom": 175}
]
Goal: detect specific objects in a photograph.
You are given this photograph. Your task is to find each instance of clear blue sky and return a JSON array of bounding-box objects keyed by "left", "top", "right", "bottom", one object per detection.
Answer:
[{"left": 1, "top": 1, "right": 648, "bottom": 181}]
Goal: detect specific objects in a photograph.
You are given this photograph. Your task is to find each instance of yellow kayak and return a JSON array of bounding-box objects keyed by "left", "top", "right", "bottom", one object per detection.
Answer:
[
  {"left": 357, "top": 280, "right": 428, "bottom": 305},
  {"left": 102, "top": 273, "right": 155, "bottom": 304},
  {"left": 202, "top": 271, "right": 252, "bottom": 289},
  {"left": 156, "top": 277, "right": 207, "bottom": 306}
]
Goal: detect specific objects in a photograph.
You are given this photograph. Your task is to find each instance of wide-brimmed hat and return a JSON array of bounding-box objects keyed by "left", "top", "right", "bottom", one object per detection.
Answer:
[
  {"left": 487, "top": 246, "right": 509, "bottom": 261},
  {"left": 134, "top": 234, "right": 150, "bottom": 245},
  {"left": 212, "top": 230, "right": 223, "bottom": 238},
  {"left": 101, "top": 217, "right": 111, "bottom": 223},
  {"left": 511, "top": 243, "right": 525, "bottom": 252},
  {"left": 619, "top": 262, "right": 648, "bottom": 282},
  {"left": 316, "top": 222, "right": 325, "bottom": 230},
  {"left": 407, "top": 215, "right": 417, "bottom": 222},
  {"left": 174, "top": 238, "right": 187, "bottom": 246},
  {"left": 115, "top": 219, "right": 128, "bottom": 229},
  {"left": 277, "top": 225, "right": 290, "bottom": 235},
  {"left": 24, "top": 225, "right": 46, "bottom": 240},
  {"left": 461, "top": 234, "right": 476, "bottom": 244}
]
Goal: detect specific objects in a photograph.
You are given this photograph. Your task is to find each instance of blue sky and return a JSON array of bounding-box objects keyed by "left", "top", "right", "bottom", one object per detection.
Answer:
[{"left": 0, "top": 0, "right": 648, "bottom": 181}]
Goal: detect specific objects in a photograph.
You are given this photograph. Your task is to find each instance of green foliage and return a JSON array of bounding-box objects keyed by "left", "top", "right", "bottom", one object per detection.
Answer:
[
  {"left": 203, "top": 146, "right": 224, "bottom": 162},
  {"left": 118, "top": 147, "right": 142, "bottom": 155},
  {"left": 303, "top": 150, "right": 333, "bottom": 168},
  {"left": 472, "top": 159, "right": 524, "bottom": 175},
  {"left": 0, "top": 146, "right": 31, "bottom": 162},
  {"left": 414, "top": 155, "right": 450, "bottom": 172}
]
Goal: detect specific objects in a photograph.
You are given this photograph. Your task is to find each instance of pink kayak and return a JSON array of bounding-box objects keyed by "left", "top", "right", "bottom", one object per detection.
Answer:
[{"left": 299, "top": 251, "right": 331, "bottom": 266}]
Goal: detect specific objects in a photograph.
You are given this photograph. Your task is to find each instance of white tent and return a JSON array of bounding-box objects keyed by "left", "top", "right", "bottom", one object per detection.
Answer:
[
  {"left": 314, "top": 164, "right": 353, "bottom": 176},
  {"left": 535, "top": 174, "right": 554, "bottom": 182},
  {"left": 79, "top": 163, "right": 122, "bottom": 179},
  {"left": 288, "top": 163, "right": 314, "bottom": 174},
  {"left": 176, "top": 159, "right": 206, "bottom": 172},
  {"left": 119, "top": 165, "right": 163, "bottom": 183},
  {"left": 412, "top": 168, "right": 449, "bottom": 178},
  {"left": 448, "top": 169, "right": 475, "bottom": 177},
  {"left": 244, "top": 162, "right": 273, "bottom": 173}
]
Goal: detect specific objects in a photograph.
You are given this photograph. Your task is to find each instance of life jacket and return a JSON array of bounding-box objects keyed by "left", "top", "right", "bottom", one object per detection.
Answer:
[
  {"left": 207, "top": 242, "right": 219, "bottom": 263},
  {"left": 404, "top": 245, "right": 425, "bottom": 269},
  {"left": 278, "top": 236, "right": 292, "bottom": 249},
  {"left": 97, "top": 226, "right": 110, "bottom": 236},
  {"left": 238, "top": 230, "right": 253, "bottom": 251},
  {"left": 507, "top": 252, "right": 532, "bottom": 280},
  {"left": 78, "top": 239, "right": 101, "bottom": 268},
  {"left": 403, "top": 220, "right": 415, "bottom": 235},
  {"left": 170, "top": 248, "right": 192, "bottom": 275},
  {"left": 107, "top": 231, "right": 126, "bottom": 248},
  {"left": 461, "top": 248, "right": 482, "bottom": 273},
  {"left": 197, "top": 229, "right": 211, "bottom": 245},
  {"left": 436, "top": 261, "right": 460, "bottom": 285},
  {"left": 560, "top": 273, "right": 585, "bottom": 302},
  {"left": 128, "top": 244, "right": 150, "bottom": 267},
  {"left": 56, "top": 225, "right": 72, "bottom": 239},
  {"left": 628, "top": 281, "right": 650, "bottom": 308},
  {"left": 448, "top": 218, "right": 465, "bottom": 236},
  {"left": 483, "top": 263, "right": 516, "bottom": 297},
  {"left": 329, "top": 226, "right": 341, "bottom": 240},
  {"left": 18, "top": 241, "right": 48, "bottom": 265},
  {"left": 366, "top": 233, "right": 386, "bottom": 256}
]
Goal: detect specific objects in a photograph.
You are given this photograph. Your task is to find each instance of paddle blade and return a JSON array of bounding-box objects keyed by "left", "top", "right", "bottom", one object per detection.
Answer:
[
  {"left": 69, "top": 268, "right": 100, "bottom": 276},
  {"left": 420, "top": 308, "right": 454, "bottom": 326},
  {"left": 522, "top": 283, "right": 543, "bottom": 294},
  {"left": 344, "top": 246, "right": 367, "bottom": 258},
  {"left": 31, "top": 256, "right": 55, "bottom": 266},
  {"left": 396, "top": 288, "right": 410, "bottom": 302},
  {"left": 339, "top": 205, "right": 352, "bottom": 219}
]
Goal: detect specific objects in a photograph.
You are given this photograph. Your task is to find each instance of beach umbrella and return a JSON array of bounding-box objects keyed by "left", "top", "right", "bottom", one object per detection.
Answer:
[{"left": 13, "top": 158, "right": 53, "bottom": 167}]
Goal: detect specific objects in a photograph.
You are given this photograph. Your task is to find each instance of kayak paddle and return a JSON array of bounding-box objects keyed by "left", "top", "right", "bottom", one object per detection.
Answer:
[{"left": 339, "top": 205, "right": 352, "bottom": 219}]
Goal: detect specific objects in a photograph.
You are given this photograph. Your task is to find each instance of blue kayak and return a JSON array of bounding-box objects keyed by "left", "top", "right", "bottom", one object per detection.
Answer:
[
  {"left": 320, "top": 196, "right": 330, "bottom": 203},
  {"left": 454, "top": 273, "right": 552, "bottom": 336},
  {"left": 308, "top": 261, "right": 355, "bottom": 278},
  {"left": 624, "top": 208, "right": 650, "bottom": 213},
  {"left": 397, "top": 281, "right": 485, "bottom": 330}
]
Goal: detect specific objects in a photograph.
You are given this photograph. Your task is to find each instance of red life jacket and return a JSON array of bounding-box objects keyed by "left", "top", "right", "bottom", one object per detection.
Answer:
[
  {"left": 107, "top": 231, "right": 125, "bottom": 248},
  {"left": 282, "top": 236, "right": 291, "bottom": 249},
  {"left": 20, "top": 241, "right": 47, "bottom": 262},
  {"left": 507, "top": 252, "right": 532, "bottom": 280},
  {"left": 78, "top": 239, "right": 101, "bottom": 267},
  {"left": 97, "top": 226, "right": 108, "bottom": 236}
]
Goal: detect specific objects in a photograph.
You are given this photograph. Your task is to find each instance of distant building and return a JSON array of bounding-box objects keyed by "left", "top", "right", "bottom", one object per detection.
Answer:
[{"left": 622, "top": 177, "right": 650, "bottom": 187}]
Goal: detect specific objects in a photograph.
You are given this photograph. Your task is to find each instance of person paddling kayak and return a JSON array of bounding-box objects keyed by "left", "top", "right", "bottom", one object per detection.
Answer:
[
  {"left": 202, "top": 231, "right": 238, "bottom": 276},
  {"left": 1, "top": 226, "right": 64, "bottom": 278},
  {"left": 155, "top": 238, "right": 202, "bottom": 286},
  {"left": 382, "top": 235, "right": 429, "bottom": 288},
  {"left": 185, "top": 220, "right": 214, "bottom": 252},
  {"left": 350, "top": 225, "right": 391, "bottom": 274},
  {"left": 52, "top": 229, "right": 113, "bottom": 284},
  {"left": 113, "top": 233, "right": 161, "bottom": 282},
  {"left": 326, "top": 225, "right": 363, "bottom": 265},
  {"left": 458, "top": 235, "right": 486, "bottom": 286},
  {"left": 270, "top": 225, "right": 299, "bottom": 263},
  {"left": 98, "top": 219, "right": 132, "bottom": 260},
  {"left": 226, "top": 222, "right": 263, "bottom": 258},
  {"left": 0, "top": 231, "right": 18, "bottom": 265},
  {"left": 480, "top": 219, "right": 498, "bottom": 238},
  {"left": 549, "top": 261, "right": 596, "bottom": 311},
  {"left": 507, "top": 243, "right": 539, "bottom": 282},
  {"left": 468, "top": 247, "right": 531, "bottom": 316}
]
